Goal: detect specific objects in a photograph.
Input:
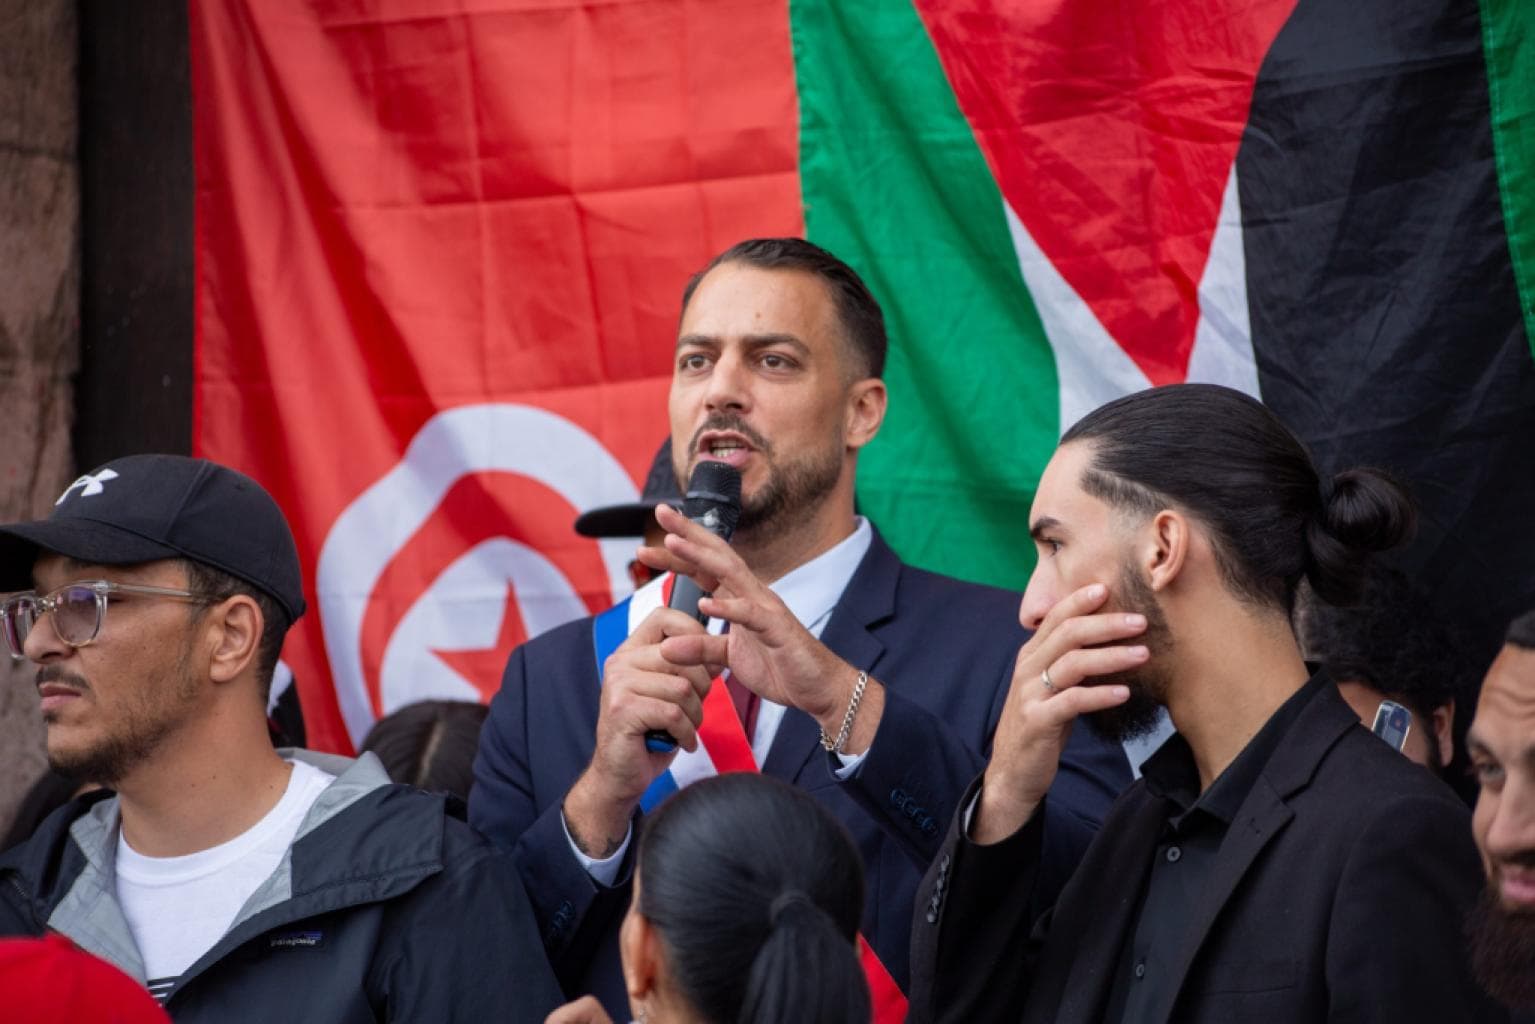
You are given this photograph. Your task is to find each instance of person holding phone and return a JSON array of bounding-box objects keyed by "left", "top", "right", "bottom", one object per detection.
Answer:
[
  {"left": 1294, "top": 566, "right": 1464, "bottom": 775},
  {"left": 909, "top": 384, "right": 1502, "bottom": 1024}
]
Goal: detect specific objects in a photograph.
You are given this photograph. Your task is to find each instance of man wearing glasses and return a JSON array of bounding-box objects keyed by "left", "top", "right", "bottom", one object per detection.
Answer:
[{"left": 0, "top": 454, "right": 560, "bottom": 1022}]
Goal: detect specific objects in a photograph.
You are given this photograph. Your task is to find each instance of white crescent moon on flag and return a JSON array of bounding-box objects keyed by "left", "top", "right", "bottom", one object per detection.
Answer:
[{"left": 317, "top": 403, "right": 638, "bottom": 745}]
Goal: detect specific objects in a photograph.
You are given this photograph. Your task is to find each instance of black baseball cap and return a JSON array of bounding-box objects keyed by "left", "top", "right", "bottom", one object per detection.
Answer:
[
  {"left": 574, "top": 439, "right": 682, "bottom": 538},
  {"left": 0, "top": 454, "right": 306, "bottom": 622}
]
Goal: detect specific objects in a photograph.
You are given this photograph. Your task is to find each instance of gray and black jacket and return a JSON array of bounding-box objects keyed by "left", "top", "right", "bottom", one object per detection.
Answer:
[{"left": 0, "top": 750, "right": 562, "bottom": 1022}]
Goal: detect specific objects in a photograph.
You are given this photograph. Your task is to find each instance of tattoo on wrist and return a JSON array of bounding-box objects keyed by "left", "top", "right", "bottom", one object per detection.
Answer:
[
  {"left": 566, "top": 807, "right": 627, "bottom": 859},
  {"left": 577, "top": 835, "right": 626, "bottom": 859}
]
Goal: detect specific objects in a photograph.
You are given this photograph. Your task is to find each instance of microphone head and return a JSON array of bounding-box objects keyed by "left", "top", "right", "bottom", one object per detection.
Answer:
[{"left": 681, "top": 461, "right": 742, "bottom": 534}]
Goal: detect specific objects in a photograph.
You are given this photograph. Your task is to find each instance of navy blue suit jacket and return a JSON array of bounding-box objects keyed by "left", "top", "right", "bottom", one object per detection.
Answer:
[{"left": 470, "top": 528, "right": 1131, "bottom": 1015}]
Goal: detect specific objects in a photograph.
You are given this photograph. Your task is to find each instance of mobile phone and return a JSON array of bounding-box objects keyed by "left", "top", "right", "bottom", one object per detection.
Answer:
[{"left": 1370, "top": 700, "right": 1412, "bottom": 753}]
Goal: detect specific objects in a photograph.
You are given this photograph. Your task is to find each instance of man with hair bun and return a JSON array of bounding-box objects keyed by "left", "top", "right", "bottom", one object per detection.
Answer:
[
  {"left": 1294, "top": 566, "right": 1466, "bottom": 775},
  {"left": 911, "top": 383, "right": 1503, "bottom": 1023},
  {"left": 473, "top": 237, "right": 1131, "bottom": 1018}
]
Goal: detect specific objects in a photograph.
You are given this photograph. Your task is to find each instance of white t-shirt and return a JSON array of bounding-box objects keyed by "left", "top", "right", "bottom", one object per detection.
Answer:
[{"left": 115, "top": 759, "right": 334, "bottom": 1002}]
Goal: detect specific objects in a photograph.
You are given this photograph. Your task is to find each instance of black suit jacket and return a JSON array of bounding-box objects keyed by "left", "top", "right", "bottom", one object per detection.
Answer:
[
  {"left": 470, "top": 528, "right": 1133, "bottom": 1016},
  {"left": 910, "top": 676, "right": 1506, "bottom": 1023}
]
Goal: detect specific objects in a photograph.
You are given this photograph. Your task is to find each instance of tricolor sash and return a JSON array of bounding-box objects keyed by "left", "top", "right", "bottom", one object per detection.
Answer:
[{"left": 593, "top": 573, "right": 909, "bottom": 1023}]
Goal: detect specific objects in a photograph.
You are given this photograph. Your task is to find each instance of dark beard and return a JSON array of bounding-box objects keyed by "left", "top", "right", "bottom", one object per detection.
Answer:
[
  {"left": 736, "top": 444, "right": 843, "bottom": 543},
  {"left": 684, "top": 413, "right": 844, "bottom": 545},
  {"left": 49, "top": 717, "right": 178, "bottom": 787},
  {"left": 1468, "top": 884, "right": 1535, "bottom": 1011},
  {"left": 44, "top": 646, "right": 201, "bottom": 786},
  {"left": 1084, "top": 562, "right": 1174, "bottom": 744},
  {"left": 1088, "top": 682, "right": 1166, "bottom": 745}
]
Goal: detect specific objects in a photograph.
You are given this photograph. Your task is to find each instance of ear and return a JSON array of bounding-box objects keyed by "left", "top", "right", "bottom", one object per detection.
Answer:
[
  {"left": 620, "top": 907, "right": 660, "bottom": 1007},
  {"left": 205, "top": 595, "right": 264, "bottom": 686},
  {"left": 844, "top": 377, "right": 887, "bottom": 451},
  {"left": 1432, "top": 699, "right": 1456, "bottom": 769},
  {"left": 1142, "top": 509, "right": 1190, "bottom": 593}
]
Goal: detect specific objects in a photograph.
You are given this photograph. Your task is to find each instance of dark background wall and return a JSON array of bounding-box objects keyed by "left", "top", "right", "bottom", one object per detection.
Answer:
[
  {"left": 0, "top": 0, "right": 79, "bottom": 834},
  {"left": 0, "top": 0, "right": 191, "bottom": 833},
  {"left": 76, "top": 0, "right": 192, "bottom": 467}
]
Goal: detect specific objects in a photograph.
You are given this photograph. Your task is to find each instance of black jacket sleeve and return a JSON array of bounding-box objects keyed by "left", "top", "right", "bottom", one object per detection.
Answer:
[
  {"left": 908, "top": 776, "right": 1054, "bottom": 1024},
  {"left": 468, "top": 639, "right": 633, "bottom": 991},
  {"left": 1324, "top": 790, "right": 1508, "bottom": 1022}
]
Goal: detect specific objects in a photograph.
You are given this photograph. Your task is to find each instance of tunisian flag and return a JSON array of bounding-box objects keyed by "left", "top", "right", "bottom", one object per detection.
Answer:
[{"left": 189, "top": 2, "right": 802, "bottom": 754}]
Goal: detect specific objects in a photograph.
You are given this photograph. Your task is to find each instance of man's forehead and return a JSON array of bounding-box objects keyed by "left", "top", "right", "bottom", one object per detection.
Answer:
[
  {"left": 1030, "top": 444, "right": 1098, "bottom": 519},
  {"left": 1472, "top": 646, "right": 1535, "bottom": 749},
  {"left": 678, "top": 263, "right": 839, "bottom": 341}
]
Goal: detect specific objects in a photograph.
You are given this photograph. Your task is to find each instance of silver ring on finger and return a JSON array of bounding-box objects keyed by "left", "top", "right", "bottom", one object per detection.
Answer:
[{"left": 1040, "top": 666, "right": 1057, "bottom": 694}]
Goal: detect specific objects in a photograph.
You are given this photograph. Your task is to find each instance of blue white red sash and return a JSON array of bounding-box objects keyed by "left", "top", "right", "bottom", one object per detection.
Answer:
[
  {"left": 592, "top": 572, "right": 909, "bottom": 1022},
  {"left": 592, "top": 573, "right": 752, "bottom": 812}
]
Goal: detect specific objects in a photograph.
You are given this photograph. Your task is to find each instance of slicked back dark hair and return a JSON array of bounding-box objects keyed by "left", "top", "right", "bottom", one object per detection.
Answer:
[
  {"left": 680, "top": 237, "right": 887, "bottom": 379},
  {"left": 1509, "top": 610, "right": 1535, "bottom": 651},
  {"left": 1061, "top": 384, "right": 1416, "bottom": 612}
]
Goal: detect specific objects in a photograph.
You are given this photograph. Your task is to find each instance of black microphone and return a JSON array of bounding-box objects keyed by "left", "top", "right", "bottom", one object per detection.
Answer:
[
  {"left": 666, "top": 461, "right": 742, "bottom": 620},
  {"left": 645, "top": 461, "right": 742, "bottom": 752}
]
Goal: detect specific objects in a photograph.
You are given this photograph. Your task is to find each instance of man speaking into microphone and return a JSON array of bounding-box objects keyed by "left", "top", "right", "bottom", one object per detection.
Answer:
[{"left": 469, "top": 238, "right": 1132, "bottom": 1017}]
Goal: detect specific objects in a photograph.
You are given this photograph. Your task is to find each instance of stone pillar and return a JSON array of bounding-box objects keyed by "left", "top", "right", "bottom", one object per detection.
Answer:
[{"left": 0, "top": 0, "right": 79, "bottom": 838}]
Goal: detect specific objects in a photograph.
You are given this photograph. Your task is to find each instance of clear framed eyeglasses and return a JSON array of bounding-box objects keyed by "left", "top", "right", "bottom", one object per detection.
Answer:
[{"left": 1, "top": 580, "right": 220, "bottom": 660}]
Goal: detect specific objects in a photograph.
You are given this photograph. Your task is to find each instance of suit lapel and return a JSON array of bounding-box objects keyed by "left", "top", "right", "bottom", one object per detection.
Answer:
[
  {"left": 762, "top": 528, "right": 897, "bottom": 783},
  {"left": 1043, "top": 793, "right": 1169, "bottom": 1024},
  {"left": 1140, "top": 677, "right": 1356, "bottom": 1024}
]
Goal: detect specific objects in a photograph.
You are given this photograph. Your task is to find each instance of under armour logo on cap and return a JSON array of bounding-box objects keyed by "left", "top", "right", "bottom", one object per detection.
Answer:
[{"left": 55, "top": 469, "right": 120, "bottom": 506}]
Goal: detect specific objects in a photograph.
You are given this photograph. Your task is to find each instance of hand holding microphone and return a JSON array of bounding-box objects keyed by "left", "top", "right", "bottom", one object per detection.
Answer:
[
  {"left": 644, "top": 474, "right": 887, "bottom": 756},
  {"left": 563, "top": 462, "right": 740, "bottom": 858},
  {"left": 644, "top": 461, "right": 742, "bottom": 751}
]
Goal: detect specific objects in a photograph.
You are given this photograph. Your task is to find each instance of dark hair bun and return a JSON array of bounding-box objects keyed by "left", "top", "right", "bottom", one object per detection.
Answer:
[{"left": 1304, "top": 468, "right": 1417, "bottom": 604}]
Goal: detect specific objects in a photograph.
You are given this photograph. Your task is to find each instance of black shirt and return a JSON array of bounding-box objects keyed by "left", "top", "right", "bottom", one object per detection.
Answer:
[{"left": 1102, "top": 678, "right": 1316, "bottom": 1023}]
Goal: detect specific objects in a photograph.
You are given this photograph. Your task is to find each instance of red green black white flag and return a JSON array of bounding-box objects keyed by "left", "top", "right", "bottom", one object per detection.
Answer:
[{"left": 190, "top": 0, "right": 1535, "bottom": 788}]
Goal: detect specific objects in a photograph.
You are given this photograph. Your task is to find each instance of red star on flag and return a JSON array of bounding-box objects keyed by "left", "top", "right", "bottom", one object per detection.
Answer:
[{"left": 432, "top": 583, "right": 528, "bottom": 703}]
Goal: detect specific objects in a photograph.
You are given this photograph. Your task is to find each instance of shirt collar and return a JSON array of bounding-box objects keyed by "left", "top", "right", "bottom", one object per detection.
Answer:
[
  {"left": 766, "top": 517, "right": 873, "bottom": 636},
  {"left": 1142, "top": 669, "right": 1324, "bottom": 825}
]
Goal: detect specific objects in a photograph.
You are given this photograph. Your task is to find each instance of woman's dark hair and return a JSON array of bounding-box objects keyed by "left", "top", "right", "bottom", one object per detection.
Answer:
[
  {"left": 358, "top": 700, "right": 488, "bottom": 801},
  {"left": 1061, "top": 383, "right": 1416, "bottom": 611},
  {"left": 637, "top": 774, "right": 870, "bottom": 1024},
  {"left": 681, "top": 237, "right": 888, "bottom": 379}
]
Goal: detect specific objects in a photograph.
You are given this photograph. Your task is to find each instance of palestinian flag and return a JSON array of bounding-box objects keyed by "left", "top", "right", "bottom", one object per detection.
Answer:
[{"left": 191, "top": 0, "right": 1535, "bottom": 763}]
